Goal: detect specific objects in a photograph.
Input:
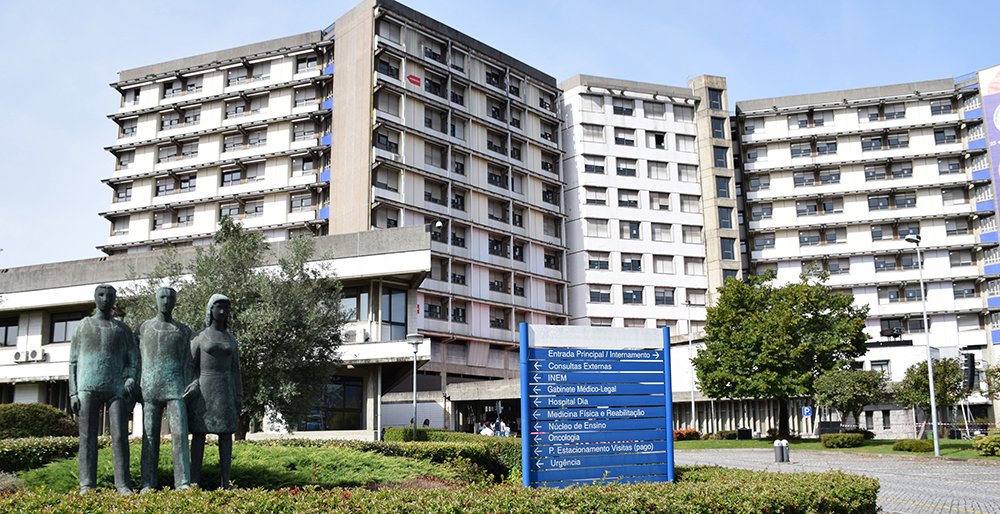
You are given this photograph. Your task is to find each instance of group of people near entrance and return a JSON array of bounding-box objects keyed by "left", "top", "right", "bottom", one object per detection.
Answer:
[
  {"left": 69, "top": 284, "right": 243, "bottom": 494},
  {"left": 477, "top": 419, "right": 511, "bottom": 437}
]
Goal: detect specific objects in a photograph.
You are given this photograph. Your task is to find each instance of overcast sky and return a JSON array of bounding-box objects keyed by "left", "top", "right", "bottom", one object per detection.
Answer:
[{"left": 1, "top": 0, "right": 998, "bottom": 269}]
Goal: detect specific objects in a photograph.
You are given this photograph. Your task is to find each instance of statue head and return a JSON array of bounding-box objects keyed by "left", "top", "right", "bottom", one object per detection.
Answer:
[
  {"left": 94, "top": 284, "right": 117, "bottom": 313},
  {"left": 155, "top": 287, "right": 177, "bottom": 315},
  {"left": 205, "top": 294, "right": 232, "bottom": 328}
]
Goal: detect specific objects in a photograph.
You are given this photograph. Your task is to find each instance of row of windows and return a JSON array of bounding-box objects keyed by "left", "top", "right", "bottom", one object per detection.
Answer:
[
  {"left": 585, "top": 219, "right": 702, "bottom": 242},
  {"left": 746, "top": 157, "right": 966, "bottom": 193},
  {"left": 753, "top": 220, "right": 975, "bottom": 250},
  {"left": 741, "top": 99, "right": 956, "bottom": 134},
  {"left": 588, "top": 284, "right": 707, "bottom": 306},
  {"left": 581, "top": 155, "right": 700, "bottom": 182},
  {"left": 744, "top": 128, "right": 960, "bottom": 161},
  {"left": 110, "top": 194, "right": 316, "bottom": 235}
]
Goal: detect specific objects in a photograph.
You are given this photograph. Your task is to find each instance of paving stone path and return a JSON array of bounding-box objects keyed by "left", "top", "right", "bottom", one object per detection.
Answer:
[{"left": 675, "top": 449, "right": 1000, "bottom": 514}]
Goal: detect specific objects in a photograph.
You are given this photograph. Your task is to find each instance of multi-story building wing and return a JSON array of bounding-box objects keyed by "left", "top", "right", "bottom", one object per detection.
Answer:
[
  {"left": 736, "top": 76, "right": 999, "bottom": 424},
  {"left": 330, "top": 1, "right": 567, "bottom": 402},
  {"left": 560, "top": 75, "right": 713, "bottom": 334},
  {"left": 101, "top": 32, "right": 334, "bottom": 253}
]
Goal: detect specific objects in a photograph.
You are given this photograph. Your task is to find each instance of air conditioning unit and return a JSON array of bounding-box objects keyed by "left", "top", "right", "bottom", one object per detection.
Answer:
[
  {"left": 976, "top": 359, "right": 989, "bottom": 371},
  {"left": 344, "top": 328, "right": 369, "bottom": 343},
  {"left": 13, "top": 351, "right": 27, "bottom": 363},
  {"left": 31, "top": 349, "right": 47, "bottom": 362}
]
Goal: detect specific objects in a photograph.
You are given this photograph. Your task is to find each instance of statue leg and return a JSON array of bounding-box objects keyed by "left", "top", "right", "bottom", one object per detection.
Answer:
[
  {"left": 77, "top": 392, "right": 100, "bottom": 492},
  {"left": 219, "top": 433, "right": 233, "bottom": 489},
  {"left": 140, "top": 402, "right": 163, "bottom": 493},
  {"left": 190, "top": 433, "right": 205, "bottom": 486},
  {"left": 108, "top": 396, "right": 132, "bottom": 494},
  {"left": 167, "top": 399, "right": 191, "bottom": 489}
]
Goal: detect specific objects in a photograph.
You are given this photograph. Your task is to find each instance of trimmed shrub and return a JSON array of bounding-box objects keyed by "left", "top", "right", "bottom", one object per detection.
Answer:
[
  {"left": 821, "top": 433, "right": 864, "bottom": 448},
  {"left": 673, "top": 428, "right": 701, "bottom": 441},
  {"left": 972, "top": 434, "right": 1000, "bottom": 457},
  {"left": 843, "top": 429, "right": 875, "bottom": 440},
  {"left": 0, "top": 404, "right": 77, "bottom": 439},
  {"left": 383, "top": 427, "right": 429, "bottom": 442},
  {"left": 717, "top": 430, "right": 738, "bottom": 440},
  {"left": 0, "top": 437, "right": 80, "bottom": 473},
  {"left": 0, "top": 467, "right": 880, "bottom": 514},
  {"left": 892, "top": 439, "right": 934, "bottom": 453}
]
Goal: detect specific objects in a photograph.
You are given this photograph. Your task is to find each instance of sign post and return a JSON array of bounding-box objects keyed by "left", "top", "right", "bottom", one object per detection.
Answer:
[{"left": 520, "top": 324, "right": 673, "bottom": 487}]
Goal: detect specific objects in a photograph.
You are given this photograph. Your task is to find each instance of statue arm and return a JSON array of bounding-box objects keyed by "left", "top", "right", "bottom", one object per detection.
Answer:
[
  {"left": 232, "top": 335, "right": 243, "bottom": 410},
  {"left": 68, "top": 321, "right": 82, "bottom": 400},
  {"left": 123, "top": 324, "right": 140, "bottom": 398},
  {"left": 184, "top": 333, "right": 201, "bottom": 401}
]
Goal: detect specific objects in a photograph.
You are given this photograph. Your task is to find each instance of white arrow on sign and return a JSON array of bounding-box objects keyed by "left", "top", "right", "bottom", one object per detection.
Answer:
[
  {"left": 653, "top": 351, "right": 660, "bottom": 360},
  {"left": 532, "top": 374, "right": 540, "bottom": 382},
  {"left": 533, "top": 447, "right": 541, "bottom": 456},
  {"left": 536, "top": 460, "right": 543, "bottom": 468},
  {"left": 533, "top": 410, "right": 541, "bottom": 419},
  {"left": 533, "top": 361, "right": 541, "bottom": 371},
  {"left": 533, "top": 423, "right": 541, "bottom": 431},
  {"left": 532, "top": 385, "right": 540, "bottom": 395},
  {"left": 533, "top": 397, "right": 541, "bottom": 407}
]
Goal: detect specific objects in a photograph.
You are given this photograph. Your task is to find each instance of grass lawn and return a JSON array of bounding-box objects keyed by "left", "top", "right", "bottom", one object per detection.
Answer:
[{"left": 674, "top": 438, "right": 999, "bottom": 460}]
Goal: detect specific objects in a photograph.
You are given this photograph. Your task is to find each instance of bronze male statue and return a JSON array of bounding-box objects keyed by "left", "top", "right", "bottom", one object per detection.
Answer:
[
  {"left": 68, "top": 284, "right": 139, "bottom": 494},
  {"left": 189, "top": 294, "right": 243, "bottom": 489},
  {"left": 136, "top": 287, "right": 195, "bottom": 492}
]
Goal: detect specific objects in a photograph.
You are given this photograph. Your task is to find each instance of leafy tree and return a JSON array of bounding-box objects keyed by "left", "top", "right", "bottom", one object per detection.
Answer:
[
  {"left": 813, "top": 369, "right": 886, "bottom": 430},
  {"left": 692, "top": 270, "right": 869, "bottom": 437},
  {"left": 893, "top": 358, "right": 971, "bottom": 439},
  {"left": 117, "top": 217, "right": 347, "bottom": 438},
  {"left": 983, "top": 365, "right": 1000, "bottom": 402}
]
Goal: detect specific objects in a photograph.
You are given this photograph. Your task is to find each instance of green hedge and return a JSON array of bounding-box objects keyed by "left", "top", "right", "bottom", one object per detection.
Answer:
[
  {"left": 842, "top": 429, "right": 875, "bottom": 440},
  {"left": 0, "top": 404, "right": 77, "bottom": 439},
  {"left": 821, "top": 433, "right": 864, "bottom": 448},
  {"left": 0, "top": 466, "right": 879, "bottom": 514},
  {"left": 892, "top": 439, "right": 934, "bottom": 453},
  {"left": 717, "top": 430, "right": 738, "bottom": 440},
  {"left": 972, "top": 435, "right": 1000, "bottom": 457},
  {"left": 0, "top": 437, "right": 81, "bottom": 473}
]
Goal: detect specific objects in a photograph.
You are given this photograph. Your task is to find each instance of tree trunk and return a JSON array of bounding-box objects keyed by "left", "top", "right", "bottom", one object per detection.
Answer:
[
  {"left": 778, "top": 399, "right": 790, "bottom": 438},
  {"left": 236, "top": 414, "right": 249, "bottom": 441},
  {"left": 915, "top": 408, "right": 928, "bottom": 440}
]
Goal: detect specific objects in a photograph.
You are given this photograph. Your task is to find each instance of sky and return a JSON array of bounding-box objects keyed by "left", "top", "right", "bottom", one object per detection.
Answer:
[{"left": 1, "top": 0, "right": 998, "bottom": 269}]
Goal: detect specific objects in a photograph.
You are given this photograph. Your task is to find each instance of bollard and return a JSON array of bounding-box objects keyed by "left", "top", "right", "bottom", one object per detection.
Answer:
[
  {"left": 774, "top": 439, "right": 784, "bottom": 462},
  {"left": 781, "top": 439, "right": 790, "bottom": 463}
]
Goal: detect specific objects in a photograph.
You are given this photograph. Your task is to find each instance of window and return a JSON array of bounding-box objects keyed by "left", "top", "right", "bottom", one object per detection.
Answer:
[
  {"left": 651, "top": 223, "right": 672, "bottom": 242},
  {"left": 895, "top": 192, "right": 916, "bottom": 209},
  {"left": 718, "top": 206, "right": 733, "bottom": 227},
  {"left": 296, "top": 55, "right": 318, "bottom": 73},
  {"left": 582, "top": 124, "right": 605, "bottom": 143},
  {"left": 673, "top": 105, "right": 694, "bottom": 122},
  {"left": 122, "top": 88, "right": 140, "bottom": 106},
  {"left": 622, "top": 286, "right": 643, "bottom": 305},
  {"left": 861, "top": 135, "right": 882, "bottom": 152},
  {"left": 614, "top": 128, "right": 635, "bottom": 146},
  {"left": 377, "top": 56, "right": 400, "bottom": 79},
  {"left": 589, "top": 252, "right": 610, "bottom": 270},
  {"left": 685, "top": 257, "right": 705, "bottom": 276},
  {"left": 816, "top": 140, "right": 837, "bottom": 155},
  {"left": 680, "top": 195, "right": 700, "bottom": 213},
  {"left": 754, "top": 233, "right": 775, "bottom": 249},
  {"left": 887, "top": 132, "right": 908, "bottom": 149},
  {"left": 613, "top": 98, "right": 634, "bottom": 116},
  {"left": 713, "top": 147, "right": 728, "bottom": 167},
  {"left": 620, "top": 221, "right": 640, "bottom": 239},
  {"left": 117, "top": 150, "right": 134, "bottom": 169},
  {"left": 931, "top": 98, "right": 953, "bottom": 115},
  {"left": 682, "top": 225, "right": 702, "bottom": 244},
  {"left": 645, "top": 101, "right": 666, "bottom": 119},
  {"left": 677, "top": 164, "right": 698, "bottom": 182},
  {"left": 380, "top": 288, "right": 407, "bottom": 341},
  {"left": 648, "top": 161, "right": 669, "bottom": 180},
  {"left": 721, "top": 238, "right": 736, "bottom": 260},
  {"left": 157, "top": 145, "right": 178, "bottom": 162},
  {"left": 942, "top": 187, "right": 968, "bottom": 206},
  {"left": 950, "top": 250, "right": 973, "bottom": 267},
  {"left": 618, "top": 189, "right": 639, "bottom": 208},
  {"left": 676, "top": 134, "right": 696, "bottom": 152},
  {"left": 907, "top": 318, "right": 926, "bottom": 334},
  {"left": 874, "top": 255, "right": 895, "bottom": 272},
  {"left": 543, "top": 216, "right": 561, "bottom": 239},
  {"left": 935, "top": 128, "right": 957, "bottom": 145},
  {"left": 590, "top": 285, "right": 611, "bottom": 303},
  {"left": 823, "top": 227, "right": 846, "bottom": 245},
  {"left": 243, "top": 199, "right": 263, "bottom": 218},
  {"left": 946, "top": 218, "right": 970, "bottom": 235},
  {"left": 868, "top": 195, "right": 890, "bottom": 210},
  {"left": 174, "top": 207, "right": 193, "bottom": 227},
  {"left": 294, "top": 87, "right": 317, "bottom": 107},
  {"left": 291, "top": 194, "right": 313, "bottom": 212},
  {"left": 799, "top": 230, "right": 820, "bottom": 246},
  {"left": 653, "top": 255, "right": 674, "bottom": 274},
  {"left": 708, "top": 89, "right": 723, "bottom": 110},
  {"left": 790, "top": 142, "right": 811, "bottom": 158},
  {"left": 1, "top": 317, "right": 17, "bottom": 347},
  {"left": 486, "top": 166, "right": 508, "bottom": 188},
  {"left": 890, "top": 162, "right": 912, "bottom": 179},
  {"left": 715, "top": 176, "right": 730, "bottom": 198},
  {"left": 584, "top": 155, "right": 605, "bottom": 174},
  {"left": 748, "top": 174, "right": 770, "bottom": 191},
  {"left": 650, "top": 192, "right": 670, "bottom": 211},
  {"left": 451, "top": 191, "right": 465, "bottom": 210},
  {"left": 591, "top": 318, "right": 612, "bottom": 327},
  {"left": 711, "top": 118, "right": 726, "bottom": 138},
  {"left": 293, "top": 121, "right": 315, "bottom": 141},
  {"left": 156, "top": 178, "right": 175, "bottom": 197},
  {"left": 585, "top": 187, "right": 607, "bottom": 205},
  {"left": 616, "top": 158, "right": 637, "bottom": 176},
  {"left": 820, "top": 169, "right": 840, "bottom": 184},
  {"left": 581, "top": 94, "right": 604, "bottom": 112},
  {"left": 828, "top": 258, "right": 850, "bottom": 275},
  {"left": 621, "top": 253, "right": 642, "bottom": 272},
  {"left": 822, "top": 197, "right": 844, "bottom": 214},
  {"left": 49, "top": 312, "right": 86, "bottom": 344},
  {"left": 586, "top": 219, "right": 609, "bottom": 238},
  {"left": 939, "top": 157, "right": 961, "bottom": 174},
  {"left": 646, "top": 131, "right": 666, "bottom": 149},
  {"left": 115, "top": 183, "right": 132, "bottom": 203}
]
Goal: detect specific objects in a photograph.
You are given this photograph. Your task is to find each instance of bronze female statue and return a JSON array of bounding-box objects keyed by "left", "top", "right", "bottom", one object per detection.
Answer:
[{"left": 188, "top": 294, "right": 243, "bottom": 489}]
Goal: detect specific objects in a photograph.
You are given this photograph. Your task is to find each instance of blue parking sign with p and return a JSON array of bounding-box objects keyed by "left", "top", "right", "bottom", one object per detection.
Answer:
[{"left": 802, "top": 406, "right": 812, "bottom": 417}]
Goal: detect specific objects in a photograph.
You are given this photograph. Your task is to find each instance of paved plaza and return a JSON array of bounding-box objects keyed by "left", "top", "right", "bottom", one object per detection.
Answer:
[{"left": 675, "top": 449, "right": 1000, "bottom": 514}]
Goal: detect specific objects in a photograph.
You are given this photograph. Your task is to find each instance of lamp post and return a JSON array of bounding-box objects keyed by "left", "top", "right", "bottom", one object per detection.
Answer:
[
  {"left": 904, "top": 234, "right": 940, "bottom": 456},
  {"left": 406, "top": 333, "right": 422, "bottom": 442}
]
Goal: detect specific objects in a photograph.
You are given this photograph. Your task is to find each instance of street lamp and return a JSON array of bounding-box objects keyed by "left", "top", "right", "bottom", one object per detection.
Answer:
[
  {"left": 686, "top": 301, "right": 705, "bottom": 430},
  {"left": 904, "top": 234, "right": 940, "bottom": 456},
  {"left": 406, "top": 333, "right": 422, "bottom": 442}
]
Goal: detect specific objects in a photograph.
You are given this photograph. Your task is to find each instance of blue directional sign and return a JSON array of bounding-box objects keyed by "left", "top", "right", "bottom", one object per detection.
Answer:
[{"left": 520, "top": 324, "right": 674, "bottom": 488}]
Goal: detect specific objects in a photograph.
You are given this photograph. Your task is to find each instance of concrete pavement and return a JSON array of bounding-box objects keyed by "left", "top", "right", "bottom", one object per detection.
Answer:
[{"left": 675, "top": 449, "right": 1000, "bottom": 514}]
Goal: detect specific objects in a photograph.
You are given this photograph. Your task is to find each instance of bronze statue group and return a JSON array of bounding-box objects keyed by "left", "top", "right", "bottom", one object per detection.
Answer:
[{"left": 68, "top": 284, "right": 243, "bottom": 494}]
